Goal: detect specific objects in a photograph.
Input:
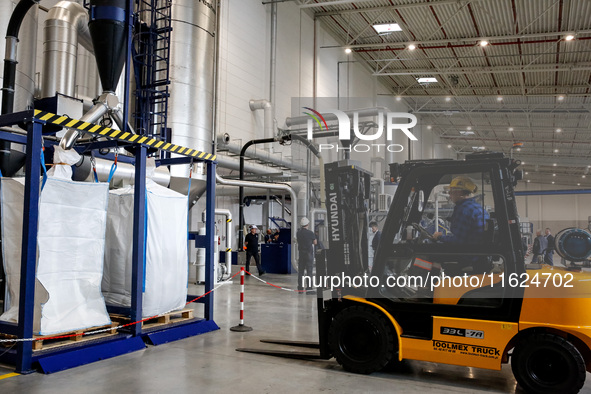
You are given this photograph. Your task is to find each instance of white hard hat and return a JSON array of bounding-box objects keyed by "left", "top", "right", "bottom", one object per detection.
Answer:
[
  {"left": 300, "top": 217, "right": 310, "bottom": 227},
  {"left": 250, "top": 225, "right": 258, "bottom": 230}
]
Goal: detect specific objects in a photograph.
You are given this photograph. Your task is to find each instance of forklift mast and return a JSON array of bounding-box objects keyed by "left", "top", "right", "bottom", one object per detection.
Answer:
[{"left": 324, "top": 160, "right": 372, "bottom": 277}]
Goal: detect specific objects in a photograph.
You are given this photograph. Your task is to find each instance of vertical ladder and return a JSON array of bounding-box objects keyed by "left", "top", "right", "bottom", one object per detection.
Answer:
[{"left": 133, "top": 0, "right": 172, "bottom": 140}]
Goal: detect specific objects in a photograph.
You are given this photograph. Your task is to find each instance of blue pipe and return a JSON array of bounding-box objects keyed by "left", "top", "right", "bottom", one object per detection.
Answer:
[{"left": 515, "top": 189, "right": 591, "bottom": 196}]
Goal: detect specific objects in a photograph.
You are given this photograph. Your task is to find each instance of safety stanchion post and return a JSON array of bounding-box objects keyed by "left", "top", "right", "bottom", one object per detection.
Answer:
[{"left": 230, "top": 267, "right": 253, "bottom": 332}]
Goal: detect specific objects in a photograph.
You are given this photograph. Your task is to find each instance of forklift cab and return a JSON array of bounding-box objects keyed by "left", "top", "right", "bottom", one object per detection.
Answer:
[
  {"left": 358, "top": 153, "right": 525, "bottom": 335},
  {"left": 369, "top": 153, "right": 524, "bottom": 309}
]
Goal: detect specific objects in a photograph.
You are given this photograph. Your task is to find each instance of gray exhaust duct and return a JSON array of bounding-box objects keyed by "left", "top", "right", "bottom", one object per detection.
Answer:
[
  {"left": 73, "top": 155, "right": 170, "bottom": 187},
  {"left": 215, "top": 172, "right": 298, "bottom": 270},
  {"left": 249, "top": 99, "right": 275, "bottom": 149},
  {"left": 0, "top": 0, "right": 37, "bottom": 112},
  {"left": 0, "top": 0, "right": 38, "bottom": 175},
  {"left": 221, "top": 142, "right": 315, "bottom": 174},
  {"left": 41, "top": 1, "right": 93, "bottom": 98}
]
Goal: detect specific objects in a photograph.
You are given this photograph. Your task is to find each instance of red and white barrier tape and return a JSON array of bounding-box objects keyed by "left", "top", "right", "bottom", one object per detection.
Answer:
[
  {"left": 245, "top": 270, "right": 308, "bottom": 293},
  {"left": 0, "top": 271, "right": 240, "bottom": 344}
]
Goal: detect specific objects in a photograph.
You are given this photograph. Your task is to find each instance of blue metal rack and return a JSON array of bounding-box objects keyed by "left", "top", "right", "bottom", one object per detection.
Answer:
[{"left": 0, "top": 110, "right": 219, "bottom": 374}]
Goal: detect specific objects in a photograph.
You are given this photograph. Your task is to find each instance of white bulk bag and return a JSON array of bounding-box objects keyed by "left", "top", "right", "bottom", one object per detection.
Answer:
[
  {"left": 102, "top": 179, "right": 188, "bottom": 317},
  {"left": 0, "top": 178, "right": 26, "bottom": 322},
  {"left": 33, "top": 146, "right": 111, "bottom": 335},
  {"left": 36, "top": 177, "right": 112, "bottom": 335}
]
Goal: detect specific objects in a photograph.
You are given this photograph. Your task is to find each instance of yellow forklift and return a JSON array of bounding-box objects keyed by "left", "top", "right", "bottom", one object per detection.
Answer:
[{"left": 241, "top": 152, "right": 591, "bottom": 394}]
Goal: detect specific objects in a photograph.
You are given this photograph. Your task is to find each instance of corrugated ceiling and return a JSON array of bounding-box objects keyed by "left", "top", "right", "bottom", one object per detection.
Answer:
[{"left": 305, "top": 0, "right": 591, "bottom": 186}]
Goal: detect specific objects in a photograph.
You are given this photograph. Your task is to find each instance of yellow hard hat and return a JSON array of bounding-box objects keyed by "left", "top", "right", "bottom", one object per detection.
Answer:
[{"left": 449, "top": 176, "right": 477, "bottom": 193}]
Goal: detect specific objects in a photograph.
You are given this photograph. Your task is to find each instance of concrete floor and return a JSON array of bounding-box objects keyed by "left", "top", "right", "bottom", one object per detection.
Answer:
[{"left": 1, "top": 268, "right": 591, "bottom": 393}]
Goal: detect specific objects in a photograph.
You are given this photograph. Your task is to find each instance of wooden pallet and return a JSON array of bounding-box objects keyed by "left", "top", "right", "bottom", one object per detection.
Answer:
[
  {"left": 32, "top": 322, "right": 119, "bottom": 351},
  {"left": 110, "top": 308, "right": 194, "bottom": 330},
  {"left": 0, "top": 323, "right": 119, "bottom": 351}
]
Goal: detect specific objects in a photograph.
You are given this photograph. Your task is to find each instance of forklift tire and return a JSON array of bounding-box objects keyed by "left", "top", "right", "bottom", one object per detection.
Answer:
[
  {"left": 511, "top": 332, "right": 586, "bottom": 394},
  {"left": 329, "top": 305, "right": 395, "bottom": 374}
]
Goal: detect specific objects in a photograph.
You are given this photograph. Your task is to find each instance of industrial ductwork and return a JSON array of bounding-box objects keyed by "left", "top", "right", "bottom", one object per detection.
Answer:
[
  {"left": 215, "top": 172, "right": 298, "bottom": 270},
  {"left": 72, "top": 155, "right": 170, "bottom": 187},
  {"left": 57, "top": 0, "right": 131, "bottom": 151},
  {"left": 1, "top": 0, "right": 39, "bottom": 175},
  {"left": 88, "top": 0, "right": 127, "bottom": 94},
  {"left": 41, "top": 1, "right": 93, "bottom": 98},
  {"left": 249, "top": 99, "right": 276, "bottom": 145}
]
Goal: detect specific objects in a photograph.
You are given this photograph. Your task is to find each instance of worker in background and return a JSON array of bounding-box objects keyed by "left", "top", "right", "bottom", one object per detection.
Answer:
[
  {"left": 244, "top": 225, "right": 265, "bottom": 276},
  {"left": 264, "top": 229, "right": 273, "bottom": 243},
  {"left": 369, "top": 221, "right": 382, "bottom": 254},
  {"left": 544, "top": 227, "right": 555, "bottom": 265},
  {"left": 433, "top": 176, "right": 489, "bottom": 244},
  {"left": 297, "top": 217, "right": 317, "bottom": 293},
  {"left": 532, "top": 229, "right": 548, "bottom": 264}
]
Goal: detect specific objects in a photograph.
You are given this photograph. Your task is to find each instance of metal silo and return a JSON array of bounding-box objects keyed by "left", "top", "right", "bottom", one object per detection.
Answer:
[{"left": 168, "top": 0, "right": 216, "bottom": 180}]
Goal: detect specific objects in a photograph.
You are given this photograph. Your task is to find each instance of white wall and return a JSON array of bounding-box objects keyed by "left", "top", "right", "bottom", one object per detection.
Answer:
[
  {"left": 213, "top": 0, "right": 405, "bottom": 249},
  {"left": 515, "top": 182, "right": 591, "bottom": 233}
]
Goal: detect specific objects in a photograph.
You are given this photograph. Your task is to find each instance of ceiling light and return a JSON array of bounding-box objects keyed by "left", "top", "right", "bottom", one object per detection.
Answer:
[
  {"left": 521, "top": 161, "right": 525, "bottom": 165},
  {"left": 552, "top": 181, "right": 555, "bottom": 184},
  {"left": 555, "top": 128, "right": 561, "bottom": 132},
  {"left": 583, "top": 175, "right": 587, "bottom": 179},
  {"left": 553, "top": 173, "right": 556, "bottom": 177},
  {"left": 466, "top": 126, "right": 472, "bottom": 130},
  {"left": 460, "top": 130, "right": 475, "bottom": 135},
  {"left": 557, "top": 95, "right": 565, "bottom": 101},
  {"left": 407, "top": 44, "right": 416, "bottom": 51},
  {"left": 417, "top": 77, "right": 438, "bottom": 84},
  {"left": 479, "top": 40, "right": 488, "bottom": 47},
  {"left": 525, "top": 172, "right": 529, "bottom": 175},
  {"left": 344, "top": 48, "right": 352, "bottom": 54},
  {"left": 396, "top": 96, "right": 402, "bottom": 101},
  {"left": 497, "top": 96, "right": 503, "bottom": 101},
  {"left": 427, "top": 125, "right": 432, "bottom": 130},
  {"left": 447, "top": 144, "right": 452, "bottom": 149},
  {"left": 516, "top": 148, "right": 521, "bottom": 152},
  {"left": 508, "top": 127, "right": 514, "bottom": 132},
  {"left": 373, "top": 23, "right": 402, "bottom": 34},
  {"left": 565, "top": 34, "right": 575, "bottom": 41},
  {"left": 553, "top": 163, "right": 557, "bottom": 166},
  {"left": 578, "top": 183, "right": 581, "bottom": 186},
  {"left": 472, "top": 146, "right": 486, "bottom": 151},
  {"left": 554, "top": 149, "right": 559, "bottom": 153},
  {"left": 445, "top": 97, "right": 451, "bottom": 102},
  {"left": 527, "top": 180, "right": 531, "bottom": 183}
]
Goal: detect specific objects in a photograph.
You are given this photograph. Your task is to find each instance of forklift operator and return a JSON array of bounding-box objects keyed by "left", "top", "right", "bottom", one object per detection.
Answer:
[{"left": 432, "top": 176, "right": 489, "bottom": 244}]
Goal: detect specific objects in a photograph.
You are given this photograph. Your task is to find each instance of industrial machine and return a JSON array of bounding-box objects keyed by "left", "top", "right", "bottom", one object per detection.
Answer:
[
  {"left": 0, "top": 0, "right": 220, "bottom": 374},
  {"left": 240, "top": 153, "right": 591, "bottom": 394}
]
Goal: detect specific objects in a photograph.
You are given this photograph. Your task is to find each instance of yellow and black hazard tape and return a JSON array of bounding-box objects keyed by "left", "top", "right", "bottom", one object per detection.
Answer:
[{"left": 33, "top": 110, "right": 216, "bottom": 162}]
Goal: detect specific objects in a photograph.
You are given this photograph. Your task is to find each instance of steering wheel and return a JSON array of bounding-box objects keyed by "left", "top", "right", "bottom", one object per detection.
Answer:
[{"left": 411, "top": 223, "right": 436, "bottom": 242}]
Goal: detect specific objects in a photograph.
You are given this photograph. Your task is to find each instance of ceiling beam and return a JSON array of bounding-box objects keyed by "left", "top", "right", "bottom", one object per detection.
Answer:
[
  {"left": 299, "top": 0, "right": 377, "bottom": 8},
  {"left": 373, "top": 62, "right": 591, "bottom": 76},
  {"left": 379, "top": 85, "right": 591, "bottom": 96},
  {"left": 440, "top": 136, "right": 591, "bottom": 145},
  {"left": 424, "top": 125, "right": 589, "bottom": 132},
  {"left": 314, "top": 0, "right": 471, "bottom": 16},
  {"left": 368, "top": 51, "right": 591, "bottom": 63},
  {"left": 321, "top": 30, "right": 591, "bottom": 50},
  {"left": 414, "top": 109, "right": 590, "bottom": 114}
]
